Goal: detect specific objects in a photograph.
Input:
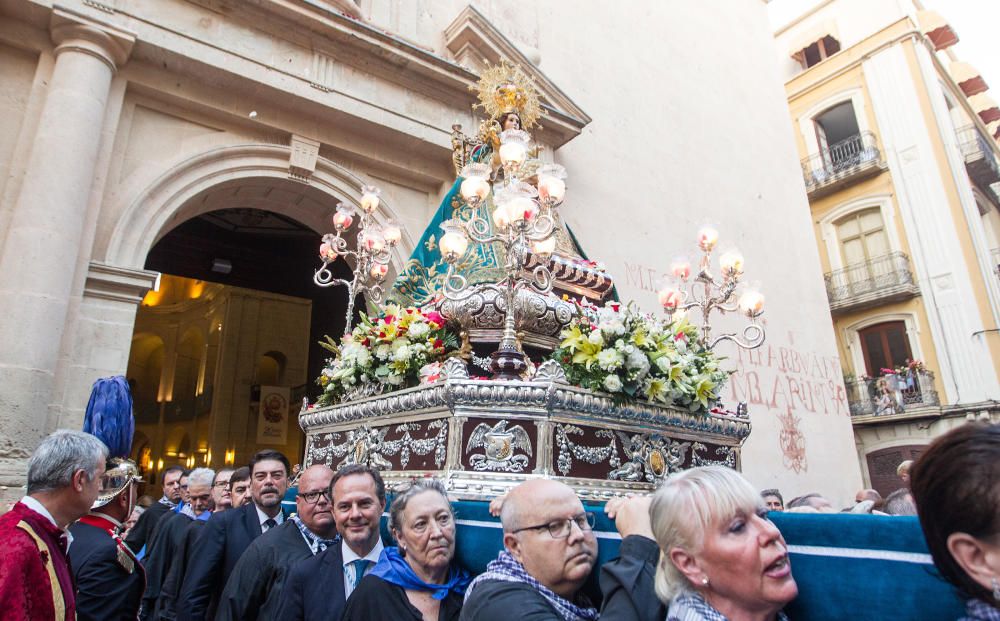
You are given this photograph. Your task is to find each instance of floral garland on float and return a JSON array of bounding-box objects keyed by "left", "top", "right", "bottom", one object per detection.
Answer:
[
  {"left": 315, "top": 304, "right": 461, "bottom": 406},
  {"left": 314, "top": 299, "right": 734, "bottom": 416},
  {"left": 552, "top": 302, "right": 732, "bottom": 413}
]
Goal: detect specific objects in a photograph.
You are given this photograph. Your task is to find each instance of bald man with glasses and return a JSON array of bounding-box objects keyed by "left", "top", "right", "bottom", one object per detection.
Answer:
[{"left": 462, "top": 480, "right": 664, "bottom": 621}]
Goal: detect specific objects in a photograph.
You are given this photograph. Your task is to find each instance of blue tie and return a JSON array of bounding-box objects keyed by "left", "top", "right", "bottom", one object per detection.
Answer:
[{"left": 350, "top": 559, "right": 370, "bottom": 589}]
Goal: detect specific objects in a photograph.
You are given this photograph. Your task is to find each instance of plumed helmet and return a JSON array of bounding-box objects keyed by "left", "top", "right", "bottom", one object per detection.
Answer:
[{"left": 83, "top": 375, "right": 135, "bottom": 459}]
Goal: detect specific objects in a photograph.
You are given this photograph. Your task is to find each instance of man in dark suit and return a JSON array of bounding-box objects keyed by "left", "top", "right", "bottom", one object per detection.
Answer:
[
  {"left": 277, "top": 465, "right": 387, "bottom": 621},
  {"left": 215, "top": 465, "right": 337, "bottom": 621},
  {"left": 177, "top": 450, "right": 290, "bottom": 621},
  {"left": 140, "top": 467, "right": 215, "bottom": 620},
  {"left": 155, "top": 510, "right": 207, "bottom": 621},
  {"left": 125, "top": 465, "right": 185, "bottom": 554},
  {"left": 69, "top": 458, "right": 146, "bottom": 621}
]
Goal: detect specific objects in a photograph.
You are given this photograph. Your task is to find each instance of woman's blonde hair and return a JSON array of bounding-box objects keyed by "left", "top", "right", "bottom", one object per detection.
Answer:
[{"left": 650, "top": 465, "right": 763, "bottom": 602}]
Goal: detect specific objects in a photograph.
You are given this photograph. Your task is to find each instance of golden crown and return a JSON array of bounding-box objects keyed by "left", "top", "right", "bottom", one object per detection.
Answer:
[{"left": 471, "top": 60, "right": 541, "bottom": 129}]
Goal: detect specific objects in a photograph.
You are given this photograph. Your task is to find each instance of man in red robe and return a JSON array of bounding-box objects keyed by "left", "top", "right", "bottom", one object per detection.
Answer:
[{"left": 0, "top": 429, "right": 108, "bottom": 621}]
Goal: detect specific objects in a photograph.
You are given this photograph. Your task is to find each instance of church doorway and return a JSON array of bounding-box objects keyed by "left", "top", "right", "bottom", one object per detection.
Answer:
[{"left": 124, "top": 177, "right": 356, "bottom": 484}]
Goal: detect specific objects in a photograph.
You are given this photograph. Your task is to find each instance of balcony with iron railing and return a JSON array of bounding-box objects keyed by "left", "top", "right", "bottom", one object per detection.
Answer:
[
  {"left": 845, "top": 369, "right": 940, "bottom": 418},
  {"left": 801, "top": 131, "right": 887, "bottom": 199},
  {"left": 956, "top": 124, "right": 1000, "bottom": 192},
  {"left": 824, "top": 251, "right": 920, "bottom": 314}
]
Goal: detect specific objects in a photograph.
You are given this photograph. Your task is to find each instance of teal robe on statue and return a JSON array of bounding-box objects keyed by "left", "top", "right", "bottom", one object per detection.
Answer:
[
  {"left": 388, "top": 177, "right": 506, "bottom": 307},
  {"left": 388, "top": 162, "right": 617, "bottom": 307}
]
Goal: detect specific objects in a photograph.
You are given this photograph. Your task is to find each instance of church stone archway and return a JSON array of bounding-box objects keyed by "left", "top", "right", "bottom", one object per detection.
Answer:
[{"left": 77, "top": 144, "right": 416, "bottom": 489}]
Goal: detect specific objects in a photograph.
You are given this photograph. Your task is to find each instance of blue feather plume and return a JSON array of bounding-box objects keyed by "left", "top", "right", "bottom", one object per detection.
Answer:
[{"left": 83, "top": 376, "right": 135, "bottom": 458}]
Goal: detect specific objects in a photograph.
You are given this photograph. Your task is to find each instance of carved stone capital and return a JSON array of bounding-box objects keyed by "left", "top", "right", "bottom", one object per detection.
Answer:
[
  {"left": 50, "top": 5, "right": 136, "bottom": 73},
  {"left": 84, "top": 262, "right": 159, "bottom": 305}
]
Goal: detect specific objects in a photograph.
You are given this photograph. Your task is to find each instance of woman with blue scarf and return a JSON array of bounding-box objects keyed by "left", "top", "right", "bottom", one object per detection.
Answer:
[{"left": 342, "top": 478, "right": 470, "bottom": 621}]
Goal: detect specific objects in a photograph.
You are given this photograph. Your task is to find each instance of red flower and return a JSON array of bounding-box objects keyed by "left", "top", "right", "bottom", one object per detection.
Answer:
[{"left": 433, "top": 339, "right": 443, "bottom": 349}]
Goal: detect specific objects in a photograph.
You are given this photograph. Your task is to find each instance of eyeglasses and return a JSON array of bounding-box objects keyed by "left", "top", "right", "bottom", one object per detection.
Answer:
[
  {"left": 298, "top": 490, "right": 332, "bottom": 505},
  {"left": 512, "top": 512, "right": 596, "bottom": 539},
  {"left": 214, "top": 481, "right": 231, "bottom": 488}
]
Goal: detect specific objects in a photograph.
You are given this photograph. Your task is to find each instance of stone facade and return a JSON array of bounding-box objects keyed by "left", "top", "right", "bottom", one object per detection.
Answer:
[{"left": 0, "top": 0, "right": 862, "bottom": 505}]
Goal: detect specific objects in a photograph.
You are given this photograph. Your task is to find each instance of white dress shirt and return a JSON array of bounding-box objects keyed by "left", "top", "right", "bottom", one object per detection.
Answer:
[
  {"left": 20, "top": 495, "right": 74, "bottom": 549},
  {"left": 342, "top": 537, "right": 383, "bottom": 598},
  {"left": 255, "top": 504, "right": 285, "bottom": 532}
]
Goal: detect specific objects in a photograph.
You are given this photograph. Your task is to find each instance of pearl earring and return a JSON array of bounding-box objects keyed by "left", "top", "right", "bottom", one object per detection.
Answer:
[{"left": 701, "top": 577, "right": 710, "bottom": 587}]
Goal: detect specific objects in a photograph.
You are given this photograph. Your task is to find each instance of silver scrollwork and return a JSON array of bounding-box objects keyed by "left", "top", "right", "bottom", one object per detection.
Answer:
[
  {"left": 554, "top": 425, "right": 621, "bottom": 476},
  {"left": 691, "top": 442, "right": 737, "bottom": 468},
  {"left": 309, "top": 421, "right": 448, "bottom": 471}
]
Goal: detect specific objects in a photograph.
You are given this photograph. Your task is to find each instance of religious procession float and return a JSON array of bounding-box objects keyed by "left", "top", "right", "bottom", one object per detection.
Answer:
[{"left": 297, "top": 62, "right": 767, "bottom": 503}]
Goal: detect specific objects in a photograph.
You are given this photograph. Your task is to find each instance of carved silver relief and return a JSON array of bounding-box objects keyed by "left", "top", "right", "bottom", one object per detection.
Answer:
[
  {"left": 439, "top": 286, "right": 577, "bottom": 340},
  {"left": 555, "top": 424, "right": 703, "bottom": 484},
  {"left": 308, "top": 421, "right": 448, "bottom": 471},
  {"left": 609, "top": 432, "right": 691, "bottom": 483},
  {"left": 301, "top": 377, "right": 749, "bottom": 500},
  {"left": 534, "top": 360, "right": 568, "bottom": 384},
  {"left": 442, "top": 357, "right": 470, "bottom": 379},
  {"left": 341, "top": 382, "right": 384, "bottom": 404},
  {"left": 691, "top": 442, "right": 737, "bottom": 468},
  {"left": 466, "top": 420, "right": 533, "bottom": 472}
]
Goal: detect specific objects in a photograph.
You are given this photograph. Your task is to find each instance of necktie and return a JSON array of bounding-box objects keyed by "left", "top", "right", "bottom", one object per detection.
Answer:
[
  {"left": 349, "top": 559, "right": 371, "bottom": 589},
  {"left": 263, "top": 518, "right": 277, "bottom": 531}
]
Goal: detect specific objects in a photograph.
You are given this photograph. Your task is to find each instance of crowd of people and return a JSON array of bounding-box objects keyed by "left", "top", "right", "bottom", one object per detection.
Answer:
[{"left": 0, "top": 421, "right": 997, "bottom": 621}]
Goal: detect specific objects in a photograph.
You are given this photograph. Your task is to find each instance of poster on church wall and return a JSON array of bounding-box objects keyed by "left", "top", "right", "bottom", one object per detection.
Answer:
[{"left": 256, "top": 385, "right": 289, "bottom": 445}]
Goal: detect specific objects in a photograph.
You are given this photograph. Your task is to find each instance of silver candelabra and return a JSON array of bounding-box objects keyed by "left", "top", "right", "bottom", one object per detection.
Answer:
[
  {"left": 657, "top": 226, "right": 766, "bottom": 350},
  {"left": 314, "top": 185, "right": 401, "bottom": 335}
]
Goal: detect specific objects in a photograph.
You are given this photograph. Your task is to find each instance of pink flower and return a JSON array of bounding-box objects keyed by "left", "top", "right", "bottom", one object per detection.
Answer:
[{"left": 423, "top": 310, "right": 445, "bottom": 326}]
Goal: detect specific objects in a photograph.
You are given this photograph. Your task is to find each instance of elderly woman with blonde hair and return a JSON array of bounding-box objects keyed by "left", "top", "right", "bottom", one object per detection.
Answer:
[{"left": 650, "top": 466, "right": 798, "bottom": 621}]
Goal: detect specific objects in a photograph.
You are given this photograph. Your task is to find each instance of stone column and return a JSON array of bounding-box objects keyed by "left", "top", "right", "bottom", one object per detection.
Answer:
[{"left": 0, "top": 7, "right": 134, "bottom": 498}]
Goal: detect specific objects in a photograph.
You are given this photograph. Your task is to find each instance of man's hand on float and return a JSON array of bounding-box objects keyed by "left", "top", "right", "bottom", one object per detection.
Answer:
[
  {"left": 605, "top": 495, "right": 654, "bottom": 540},
  {"left": 489, "top": 493, "right": 506, "bottom": 517}
]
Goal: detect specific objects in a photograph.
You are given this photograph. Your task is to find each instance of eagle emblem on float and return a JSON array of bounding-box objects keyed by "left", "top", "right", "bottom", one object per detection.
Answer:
[{"left": 466, "top": 420, "right": 533, "bottom": 472}]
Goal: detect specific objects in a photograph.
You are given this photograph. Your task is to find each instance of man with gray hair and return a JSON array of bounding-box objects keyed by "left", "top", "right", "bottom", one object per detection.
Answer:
[
  {"left": 142, "top": 467, "right": 216, "bottom": 620},
  {"left": 884, "top": 487, "right": 918, "bottom": 516},
  {"left": 0, "top": 429, "right": 108, "bottom": 620}
]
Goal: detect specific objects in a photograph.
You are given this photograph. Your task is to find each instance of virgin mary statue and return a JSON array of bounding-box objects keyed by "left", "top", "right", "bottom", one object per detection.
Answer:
[{"left": 388, "top": 62, "right": 606, "bottom": 307}]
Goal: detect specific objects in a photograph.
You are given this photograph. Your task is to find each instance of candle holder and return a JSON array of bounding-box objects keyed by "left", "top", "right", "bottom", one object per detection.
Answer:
[
  {"left": 441, "top": 152, "right": 566, "bottom": 379},
  {"left": 658, "top": 226, "right": 766, "bottom": 350},
  {"left": 314, "top": 185, "right": 401, "bottom": 335}
]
